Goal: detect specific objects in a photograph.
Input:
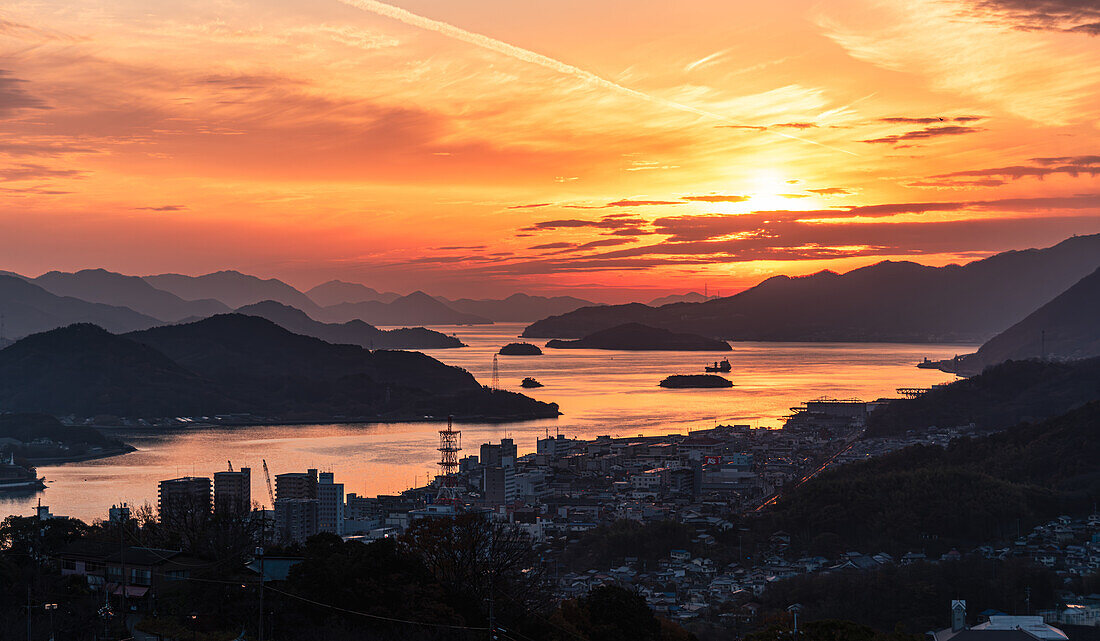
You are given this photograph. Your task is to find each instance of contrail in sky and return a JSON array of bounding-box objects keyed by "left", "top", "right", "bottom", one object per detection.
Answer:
[{"left": 338, "top": 0, "right": 859, "bottom": 157}]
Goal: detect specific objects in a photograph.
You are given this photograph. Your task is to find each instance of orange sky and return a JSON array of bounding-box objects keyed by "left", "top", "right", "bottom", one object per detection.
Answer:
[{"left": 1, "top": 0, "right": 1098, "bottom": 301}]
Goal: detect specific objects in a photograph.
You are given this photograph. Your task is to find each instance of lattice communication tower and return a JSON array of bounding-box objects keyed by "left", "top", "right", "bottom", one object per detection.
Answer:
[{"left": 436, "top": 415, "right": 462, "bottom": 505}]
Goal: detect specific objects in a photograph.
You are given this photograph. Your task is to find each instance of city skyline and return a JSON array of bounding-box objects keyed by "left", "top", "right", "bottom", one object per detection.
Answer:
[{"left": 1, "top": 0, "right": 1098, "bottom": 300}]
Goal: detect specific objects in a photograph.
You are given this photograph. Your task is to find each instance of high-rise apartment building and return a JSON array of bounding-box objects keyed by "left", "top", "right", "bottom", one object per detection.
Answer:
[
  {"left": 158, "top": 477, "right": 211, "bottom": 525},
  {"left": 213, "top": 467, "right": 251, "bottom": 516}
]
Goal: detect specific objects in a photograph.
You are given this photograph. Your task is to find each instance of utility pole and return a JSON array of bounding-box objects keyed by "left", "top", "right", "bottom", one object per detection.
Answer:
[
  {"left": 488, "top": 525, "right": 495, "bottom": 641},
  {"left": 119, "top": 524, "right": 127, "bottom": 620},
  {"left": 45, "top": 603, "right": 57, "bottom": 641},
  {"left": 26, "top": 586, "right": 32, "bottom": 641},
  {"left": 257, "top": 547, "right": 265, "bottom": 641}
]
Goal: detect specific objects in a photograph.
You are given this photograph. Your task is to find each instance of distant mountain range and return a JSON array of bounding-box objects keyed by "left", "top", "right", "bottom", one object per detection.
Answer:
[
  {"left": 316, "top": 291, "right": 492, "bottom": 326},
  {"left": 0, "top": 274, "right": 160, "bottom": 339},
  {"left": 4, "top": 233, "right": 1099, "bottom": 343},
  {"left": 523, "top": 234, "right": 1100, "bottom": 343},
  {"left": 928, "top": 266, "right": 1100, "bottom": 376},
  {"left": 306, "top": 280, "right": 401, "bottom": 306},
  {"left": 439, "top": 293, "right": 597, "bottom": 322},
  {"left": 235, "top": 301, "right": 464, "bottom": 349},
  {"left": 0, "top": 315, "right": 557, "bottom": 420},
  {"left": 647, "top": 292, "right": 710, "bottom": 306},
  {"left": 144, "top": 270, "right": 322, "bottom": 313},
  {"left": 33, "top": 268, "right": 230, "bottom": 322}
]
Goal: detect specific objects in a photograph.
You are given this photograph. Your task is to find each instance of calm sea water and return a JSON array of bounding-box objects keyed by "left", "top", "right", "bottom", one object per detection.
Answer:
[{"left": 1, "top": 323, "right": 970, "bottom": 522}]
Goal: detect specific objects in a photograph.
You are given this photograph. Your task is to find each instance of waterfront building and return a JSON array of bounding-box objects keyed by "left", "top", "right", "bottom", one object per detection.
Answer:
[
  {"left": 318, "top": 471, "right": 345, "bottom": 535},
  {"left": 213, "top": 466, "right": 251, "bottom": 516},
  {"left": 274, "top": 498, "right": 319, "bottom": 543},
  {"left": 276, "top": 468, "right": 318, "bottom": 500},
  {"left": 157, "top": 477, "right": 211, "bottom": 524}
]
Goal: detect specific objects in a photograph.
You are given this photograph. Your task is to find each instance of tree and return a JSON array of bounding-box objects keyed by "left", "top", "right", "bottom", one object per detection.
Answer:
[{"left": 401, "top": 514, "right": 552, "bottom": 627}]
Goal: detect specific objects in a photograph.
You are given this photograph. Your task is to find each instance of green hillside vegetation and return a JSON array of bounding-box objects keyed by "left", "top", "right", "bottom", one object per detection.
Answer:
[
  {"left": 865, "top": 357, "right": 1100, "bottom": 436},
  {"left": 758, "top": 402, "right": 1100, "bottom": 554}
]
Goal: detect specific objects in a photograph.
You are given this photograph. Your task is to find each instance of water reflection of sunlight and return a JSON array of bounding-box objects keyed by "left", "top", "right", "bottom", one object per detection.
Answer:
[{"left": 12, "top": 323, "right": 970, "bottom": 522}]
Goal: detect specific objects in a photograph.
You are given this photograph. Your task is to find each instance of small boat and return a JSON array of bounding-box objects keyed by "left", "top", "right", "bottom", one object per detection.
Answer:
[
  {"left": 521, "top": 377, "right": 544, "bottom": 388},
  {"left": 704, "top": 359, "right": 732, "bottom": 373}
]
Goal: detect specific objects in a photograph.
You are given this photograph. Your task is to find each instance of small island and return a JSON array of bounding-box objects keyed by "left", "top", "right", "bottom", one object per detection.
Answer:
[
  {"left": 499, "top": 342, "right": 544, "bottom": 356},
  {"left": 659, "top": 374, "right": 733, "bottom": 389},
  {"left": 545, "top": 323, "right": 732, "bottom": 351},
  {"left": 520, "top": 377, "right": 544, "bottom": 388}
]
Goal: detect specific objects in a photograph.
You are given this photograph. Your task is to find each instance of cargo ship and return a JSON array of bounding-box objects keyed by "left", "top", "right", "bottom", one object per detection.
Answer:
[{"left": 704, "top": 359, "right": 732, "bottom": 373}]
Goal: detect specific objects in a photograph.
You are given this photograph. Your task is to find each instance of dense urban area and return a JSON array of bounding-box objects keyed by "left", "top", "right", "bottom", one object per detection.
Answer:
[{"left": 4, "top": 358, "right": 1100, "bottom": 640}]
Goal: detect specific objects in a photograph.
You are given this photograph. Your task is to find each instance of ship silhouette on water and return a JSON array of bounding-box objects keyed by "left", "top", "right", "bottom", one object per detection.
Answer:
[{"left": 705, "top": 359, "right": 732, "bottom": 373}]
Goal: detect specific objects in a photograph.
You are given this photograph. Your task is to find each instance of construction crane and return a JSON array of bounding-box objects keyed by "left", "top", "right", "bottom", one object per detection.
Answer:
[{"left": 261, "top": 459, "right": 275, "bottom": 506}]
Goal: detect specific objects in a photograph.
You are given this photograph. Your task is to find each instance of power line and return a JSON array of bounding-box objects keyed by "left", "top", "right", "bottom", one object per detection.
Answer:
[{"left": 263, "top": 584, "right": 490, "bottom": 631}]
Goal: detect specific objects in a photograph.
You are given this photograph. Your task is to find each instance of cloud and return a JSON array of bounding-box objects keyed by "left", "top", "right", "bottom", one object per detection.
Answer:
[
  {"left": 967, "top": 0, "right": 1100, "bottom": 35},
  {"left": 772, "top": 122, "right": 817, "bottom": 129},
  {"left": 806, "top": 187, "right": 852, "bottom": 195},
  {"left": 340, "top": 0, "right": 858, "bottom": 156},
  {"left": 860, "top": 125, "right": 984, "bottom": 145},
  {"left": 520, "top": 214, "right": 649, "bottom": 232},
  {"left": 929, "top": 155, "right": 1100, "bottom": 182},
  {"left": 0, "top": 185, "right": 72, "bottom": 195},
  {"left": 817, "top": 1, "right": 1100, "bottom": 124},
  {"left": 908, "top": 178, "right": 1006, "bottom": 188},
  {"left": 716, "top": 125, "right": 768, "bottom": 132},
  {"left": 134, "top": 205, "right": 188, "bottom": 211},
  {"left": 507, "top": 203, "right": 552, "bottom": 209},
  {"left": 684, "top": 48, "right": 731, "bottom": 72},
  {"left": 680, "top": 194, "right": 751, "bottom": 203},
  {"left": 0, "top": 141, "right": 100, "bottom": 157},
  {"left": 878, "top": 115, "right": 985, "bottom": 124},
  {"left": 0, "top": 163, "right": 87, "bottom": 182},
  {"left": 780, "top": 193, "right": 811, "bottom": 198},
  {"left": 604, "top": 199, "right": 681, "bottom": 207},
  {"left": 0, "top": 70, "right": 48, "bottom": 117},
  {"left": 562, "top": 199, "right": 682, "bottom": 209},
  {"left": 539, "top": 238, "right": 638, "bottom": 254},
  {"left": 571, "top": 238, "right": 635, "bottom": 251}
]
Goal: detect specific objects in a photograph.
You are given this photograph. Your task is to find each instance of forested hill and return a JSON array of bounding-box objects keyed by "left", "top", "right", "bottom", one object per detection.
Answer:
[
  {"left": 865, "top": 357, "right": 1100, "bottom": 436},
  {"left": 757, "top": 402, "right": 1100, "bottom": 554},
  {"left": 0, "top": 316, "right": 558, "bottom": 421},
  {"left": 940, "top": 266, "right": 1100, "bottom": 375}
]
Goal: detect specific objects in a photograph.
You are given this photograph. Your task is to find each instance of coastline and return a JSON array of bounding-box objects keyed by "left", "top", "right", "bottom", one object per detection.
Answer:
[
  {"left": 25, "top": 444, "right": 137, "bottom": 466},
  {"left": 90, "top": 413, "right": 560, "bottom": 432}
]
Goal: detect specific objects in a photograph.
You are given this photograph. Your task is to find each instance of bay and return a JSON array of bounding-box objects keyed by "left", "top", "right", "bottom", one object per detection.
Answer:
[{"left": 0, "top": 323, "right": 968, "bottom": 522}]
